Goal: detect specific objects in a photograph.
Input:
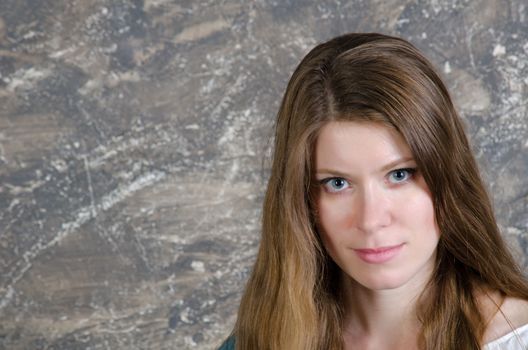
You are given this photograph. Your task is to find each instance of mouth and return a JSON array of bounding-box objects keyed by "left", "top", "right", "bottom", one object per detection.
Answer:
[{"left": 353, "top": 243, "right": 405, "bottom": 264}]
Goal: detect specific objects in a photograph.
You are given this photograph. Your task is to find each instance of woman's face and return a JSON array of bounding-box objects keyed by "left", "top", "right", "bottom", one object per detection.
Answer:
[{"left": 314, "top": 121, "right": 440, "bottom": 291}]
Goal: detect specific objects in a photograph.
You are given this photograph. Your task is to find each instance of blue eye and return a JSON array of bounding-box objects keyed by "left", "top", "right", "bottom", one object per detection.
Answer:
[
  {"left": 388, "top": 168, "right": 415, "bottom": 184},
  {"left": 321, "top": 177, "right": 350, "bottom": 193}
]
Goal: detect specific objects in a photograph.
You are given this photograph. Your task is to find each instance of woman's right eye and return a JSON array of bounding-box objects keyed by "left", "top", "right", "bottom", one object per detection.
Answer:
[{"left": 320, "top": 177, "right": 350, "bottom": 193}]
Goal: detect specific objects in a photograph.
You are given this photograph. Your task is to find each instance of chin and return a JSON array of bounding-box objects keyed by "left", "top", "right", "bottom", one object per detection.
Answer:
[
  {"left": 359, "top": 277, "right": 406, "bottom": 291},
  {"left": 353, "top": 270, "right": 415, "bottom": 291}
]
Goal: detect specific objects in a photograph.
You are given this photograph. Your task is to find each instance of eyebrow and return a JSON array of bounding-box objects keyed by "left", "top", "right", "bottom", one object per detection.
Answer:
[{"left": 315, "top": 156, "right": 416, "bottom": 178}]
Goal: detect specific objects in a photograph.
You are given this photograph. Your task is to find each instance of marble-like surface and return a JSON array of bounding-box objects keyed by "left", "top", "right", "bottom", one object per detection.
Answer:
[{"left": 0, "top": 0, "right": 526, "bottom": 349}]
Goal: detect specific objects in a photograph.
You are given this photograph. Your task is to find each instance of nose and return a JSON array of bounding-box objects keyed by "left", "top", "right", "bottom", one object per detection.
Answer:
[{"left": 355, "top": 183, "right": 392, "bottom": 234}]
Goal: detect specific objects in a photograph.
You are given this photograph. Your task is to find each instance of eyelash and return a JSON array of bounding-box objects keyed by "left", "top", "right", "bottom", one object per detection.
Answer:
[
  {"left": 319, "top": 177, "right": 350, "bottom": 193},
  {"left": 387, "top": 167, "right": 416, "bottom": 184},
  {"left": 319, "top": 168, "right": 417, "bottom": 193}
]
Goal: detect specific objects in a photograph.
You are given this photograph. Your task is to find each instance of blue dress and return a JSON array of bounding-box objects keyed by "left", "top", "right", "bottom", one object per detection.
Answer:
[{"left": 218, "top": 336, "right": 235, "bottom": 350}]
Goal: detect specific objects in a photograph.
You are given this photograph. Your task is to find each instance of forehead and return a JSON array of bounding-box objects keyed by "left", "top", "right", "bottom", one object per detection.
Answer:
[{"left": 314, "top": 121, "right": 413, "bottom": 169}]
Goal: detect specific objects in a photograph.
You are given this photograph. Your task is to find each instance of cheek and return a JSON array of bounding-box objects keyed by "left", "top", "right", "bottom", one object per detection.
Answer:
[
  {"left": 417, "top": 194, "right": 436, "bottom": 226},
  {"left": 399, "top": 177, "right": 438, "bottom": 227},
  {"left": 316, "top": 196, "right": 354, "bottom": 253},
  {"left": 316, "top": 195, "right": 352, "bottom": 230},
  {"left": 401, "top": 191, "right": 441, "bottom": 241},
  {"left": 317, "top": 225, "right": 342, "bottom": 265}
]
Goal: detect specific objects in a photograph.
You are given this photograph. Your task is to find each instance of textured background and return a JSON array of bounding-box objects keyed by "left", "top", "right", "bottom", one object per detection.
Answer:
[{"left": 0, "top": 0, "right": 527, "bottom": 349}]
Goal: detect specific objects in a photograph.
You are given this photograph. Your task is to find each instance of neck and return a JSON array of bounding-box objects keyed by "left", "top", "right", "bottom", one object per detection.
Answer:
[{"left": 341, "top": 274, "right": 431, "bottom": 348}]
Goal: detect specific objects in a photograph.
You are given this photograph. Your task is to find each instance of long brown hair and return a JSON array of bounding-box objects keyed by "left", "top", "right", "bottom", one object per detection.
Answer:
[{"left": 233, "top": 33, "right": 528, "bottom": 350}]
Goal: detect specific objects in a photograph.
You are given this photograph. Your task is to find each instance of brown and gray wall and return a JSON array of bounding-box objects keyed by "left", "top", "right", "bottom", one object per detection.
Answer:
[{"left": 0, "top": 1, "right": 527, "bottom": 349}]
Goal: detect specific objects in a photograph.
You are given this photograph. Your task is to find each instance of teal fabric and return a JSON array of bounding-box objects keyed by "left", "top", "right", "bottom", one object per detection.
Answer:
[{"left": 218, "top": 336, "right": 235, "bottom": 350}]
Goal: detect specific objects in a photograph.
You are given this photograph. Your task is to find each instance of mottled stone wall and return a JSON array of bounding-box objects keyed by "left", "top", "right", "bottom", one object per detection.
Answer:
[{"left": 0, "top": 1, "right": 526, "bottom": 349}]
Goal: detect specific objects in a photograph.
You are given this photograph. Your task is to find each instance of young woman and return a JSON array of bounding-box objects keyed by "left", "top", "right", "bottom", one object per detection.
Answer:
[{"left": 219, "top": 33, "right": 528, "bottom": 349}]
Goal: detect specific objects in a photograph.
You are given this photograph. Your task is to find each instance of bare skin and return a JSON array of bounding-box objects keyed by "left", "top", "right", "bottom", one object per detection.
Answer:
[{"left": 341, "top": 274, "right": 424, "bottom": 350}]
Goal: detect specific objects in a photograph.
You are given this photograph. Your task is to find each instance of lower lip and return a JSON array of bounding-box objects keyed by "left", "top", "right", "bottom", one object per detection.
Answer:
[{"left": 354, "top": 243, "right": 405, "bottom": 264}]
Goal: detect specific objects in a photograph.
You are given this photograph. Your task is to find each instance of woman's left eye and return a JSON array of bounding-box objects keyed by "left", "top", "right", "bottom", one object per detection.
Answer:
[{"left": 387, "top": 168, "right": 416, "bottom": 184}]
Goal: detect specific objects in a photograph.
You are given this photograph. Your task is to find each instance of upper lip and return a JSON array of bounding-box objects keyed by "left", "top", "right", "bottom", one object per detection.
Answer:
[{"left": 354, "top": 243, "right": 404, "bottom": 253}]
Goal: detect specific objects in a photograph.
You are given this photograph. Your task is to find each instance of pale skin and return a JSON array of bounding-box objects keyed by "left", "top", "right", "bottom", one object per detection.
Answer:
[{"left": 314, "top": 121, "right": 528, "bottom": 350}]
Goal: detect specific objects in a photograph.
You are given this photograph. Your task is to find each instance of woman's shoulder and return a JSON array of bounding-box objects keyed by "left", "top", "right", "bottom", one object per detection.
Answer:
[
  {"left": 483, "top": 322, "right": 528, "bottom": 349},
  {"left": 482, "top": 295, "right": 528, "bottom": 345}
]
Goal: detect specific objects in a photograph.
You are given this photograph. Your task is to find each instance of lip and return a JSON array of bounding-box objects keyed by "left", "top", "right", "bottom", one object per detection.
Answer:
[{"left": 354, "top": 243, "right": 405, "bottom": 264}]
